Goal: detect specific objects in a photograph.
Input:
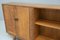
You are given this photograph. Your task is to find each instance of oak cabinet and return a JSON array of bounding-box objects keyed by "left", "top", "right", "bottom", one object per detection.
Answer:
[
  {"left": 2, "top": 3, "right": 60, "bottom": 40},
  {"left": 2, "top": 4, "right": 39, "bottom": 40}
]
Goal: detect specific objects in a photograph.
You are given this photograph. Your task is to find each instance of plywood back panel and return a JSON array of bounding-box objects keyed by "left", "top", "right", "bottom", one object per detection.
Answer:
[
  {"left": 38, "top": 8, "right": 60, "bottom": 22},
  {"left": 39, "top": 26, "right": 60, "bottom": 39}
]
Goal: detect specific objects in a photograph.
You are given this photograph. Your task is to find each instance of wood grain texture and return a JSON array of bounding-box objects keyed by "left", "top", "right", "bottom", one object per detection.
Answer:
[
  {"left": 15, "top": 6, "right": 30, "bottom": 40},
  {"left": 15, "top": 7, "right": 40, "bottom": 40},
  {"left": 38, "top": 8, "right": 60, "bottom": 22},
  {"left": 35, "top": 35, "right": 54, "bottom": 40},
  {"left": 2, "top": 2, "right": 60, "bottom": 9},
  {"left": 29, "top": 8, "right": 40, "bottom": 40},
  {"left": 2, "top": 3, "right": 60, "bottom": 40},
  {"left": 39, "top": 26, "right": 60, "bottom": 39},
  {"left": 35, "top": 19, "right": 60, "bottom": 29},
  {"left": 2, "top": 4, "right": 16, "bottom": 36}
]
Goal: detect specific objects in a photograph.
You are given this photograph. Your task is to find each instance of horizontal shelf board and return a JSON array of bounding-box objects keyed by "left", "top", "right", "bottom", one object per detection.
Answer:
[
  {"left": 35, "top": 20, "right": 60, "bottom": 29},
  {"left": 35, "top": 35, "right": 54, "bottom": 40}
]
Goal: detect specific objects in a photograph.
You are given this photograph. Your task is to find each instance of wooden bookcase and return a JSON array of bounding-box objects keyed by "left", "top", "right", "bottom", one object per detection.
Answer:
[{"left": 2, "top": 3, "right": 60, "bottom": 40}]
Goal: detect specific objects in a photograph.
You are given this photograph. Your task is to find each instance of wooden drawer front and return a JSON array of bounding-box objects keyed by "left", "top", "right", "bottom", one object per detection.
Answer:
[{"left": 2, "top": 5, "right": 16, "bottom": 36}]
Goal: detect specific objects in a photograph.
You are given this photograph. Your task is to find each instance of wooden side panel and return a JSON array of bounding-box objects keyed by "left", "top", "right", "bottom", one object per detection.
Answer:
[
  {"left": 29, "top": 8, "right": 40, "bottom": 40},
  {"left": 15, "top": 6, "right": 30, "bottom": 40},
  {"left": 2, "top": 5, "right": 16, "bottom": 36}
]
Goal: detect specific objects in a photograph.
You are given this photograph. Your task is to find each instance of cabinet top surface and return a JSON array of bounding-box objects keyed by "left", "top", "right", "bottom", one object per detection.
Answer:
[{"left": 2, "top": 2, "right": 60, "bottom": 9}]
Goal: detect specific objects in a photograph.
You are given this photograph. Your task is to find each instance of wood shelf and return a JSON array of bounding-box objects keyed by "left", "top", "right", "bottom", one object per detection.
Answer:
[
  {"left": 35, "top": 35, "right": 54, "bottom": 40},
  {"left": 35, "top": 19, "right": 60, "bottom": 29}
]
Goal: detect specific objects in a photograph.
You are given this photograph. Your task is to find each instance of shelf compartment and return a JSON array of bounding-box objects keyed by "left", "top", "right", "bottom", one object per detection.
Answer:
[
  {"left": 35, "top": 35, "right": 54, "bottom": 40},
  {"left": 35, "top": 19, "right": 60, "bottom": 29}
]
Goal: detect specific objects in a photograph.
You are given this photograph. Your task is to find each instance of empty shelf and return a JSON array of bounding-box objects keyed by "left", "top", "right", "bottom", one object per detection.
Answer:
[
  {"left": 35, "top": 20, "right": 60, "bottom": 29},
  {"left": 35, "top": 35, "right": 54, "bottom": 40}
]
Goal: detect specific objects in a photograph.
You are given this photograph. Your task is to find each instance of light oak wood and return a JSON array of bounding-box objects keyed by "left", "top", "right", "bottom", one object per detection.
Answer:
[
  {"left": 35, "top": 35, "right": 54, "bottom": 40},
  {"left": 2, "top": 4, "right": 16, "bottom": 36},
  {"left": 2, "top": 3, "right": 60, "bottom": 40},
  {"left": 7, "top": 31, "right": 16, "bottom": 36},
  {"left": 15, "top": 6, "right": 30, "bottom": 40},
  {"left": 2, "top": 2, "right": 60, "bottom": 9},
  {"left": 29, "top": 8, "right": 40, "bottom": 40},
  {"left": 35, "top": 19, "right": 60, "bottom": 29},
  {"left": 2, "top": 4, "right": 40, "bottom": 40}
]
